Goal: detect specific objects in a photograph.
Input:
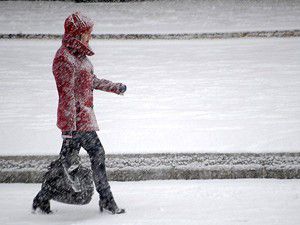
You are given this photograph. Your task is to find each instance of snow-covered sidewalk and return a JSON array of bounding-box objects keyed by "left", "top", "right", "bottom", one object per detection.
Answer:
[
  {"left": 1, "top": 0, "right": 300, "bottom": 34},
  {"left": 1, "top": 180, "right": 299, "bottom": 225}
]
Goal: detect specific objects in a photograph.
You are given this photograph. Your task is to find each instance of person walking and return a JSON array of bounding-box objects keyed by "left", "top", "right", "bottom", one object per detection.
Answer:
[{"left": 32, "top": 12, "right": 126, "bottom": 214}]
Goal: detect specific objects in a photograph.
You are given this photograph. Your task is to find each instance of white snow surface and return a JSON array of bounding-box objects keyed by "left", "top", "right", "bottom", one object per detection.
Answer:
[
  {"left": 0, "top": 0, "right": 300, "bottom": 34},
  {"left": 0, "top": 179, "right": 300, "bottom": 225},
  {"left": 0, "top": 38, "right": 300, "bottom": 155}
]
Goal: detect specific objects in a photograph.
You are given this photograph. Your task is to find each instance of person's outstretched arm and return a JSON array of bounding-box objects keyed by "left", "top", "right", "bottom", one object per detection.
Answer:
[{"left": 92, "top": 74, "right": 126, "bottom": 95}]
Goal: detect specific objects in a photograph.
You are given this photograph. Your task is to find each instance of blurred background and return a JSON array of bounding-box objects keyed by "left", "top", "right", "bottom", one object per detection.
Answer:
[{"left": 0, "top": 0, "right": 299, "bottom": 155}]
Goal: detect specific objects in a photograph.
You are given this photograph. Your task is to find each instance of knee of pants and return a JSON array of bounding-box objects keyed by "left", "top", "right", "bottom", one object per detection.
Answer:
[{"left": 88, "top": 146, "right": 106, "bottom": 163}]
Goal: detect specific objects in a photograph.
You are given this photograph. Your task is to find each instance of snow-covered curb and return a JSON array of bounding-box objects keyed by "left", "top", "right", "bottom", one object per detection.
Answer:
[
  {"left": 1, "top": 153, "right": 299, "bottom": 182},
  {"left": 1, "top": 29, "right": 300, "bottom": 40}
]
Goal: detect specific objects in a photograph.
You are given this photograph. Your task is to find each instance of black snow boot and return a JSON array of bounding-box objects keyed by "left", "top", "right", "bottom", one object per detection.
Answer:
[
  {"left": 99, "top": 196, "right": 125, "bottom": 214},
  {"left": 32, "top": 192, "right": 52, "bottom": 214}
]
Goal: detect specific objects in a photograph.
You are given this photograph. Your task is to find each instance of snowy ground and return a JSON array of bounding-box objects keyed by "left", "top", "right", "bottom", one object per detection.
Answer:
[
  {"left": 0, "top": 179, "right": 299, "bottom": 225},
  {"left": 0, "top": 38, "right": 300, "bottom": 155},
  {"left": 0, "top": 0, "right": 300, "bottom": 34}
]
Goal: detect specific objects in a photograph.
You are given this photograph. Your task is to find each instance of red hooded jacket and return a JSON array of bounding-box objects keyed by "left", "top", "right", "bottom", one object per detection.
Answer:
[{"left": 53, "top": 12, "right": 123, "bottom": 132}]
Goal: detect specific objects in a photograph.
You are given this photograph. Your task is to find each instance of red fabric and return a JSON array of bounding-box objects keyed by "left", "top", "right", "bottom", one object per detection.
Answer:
[
  {"left": 64, "top": 12, "right": 94, "bottom": 36},
  {"left": 52, "top": 13, "right": 123, "bottom": 132}
]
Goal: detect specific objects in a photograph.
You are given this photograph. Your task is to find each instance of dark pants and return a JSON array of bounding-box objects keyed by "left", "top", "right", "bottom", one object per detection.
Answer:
[{"left": 35, "top": 131, "right": 112, "bottom": 204}]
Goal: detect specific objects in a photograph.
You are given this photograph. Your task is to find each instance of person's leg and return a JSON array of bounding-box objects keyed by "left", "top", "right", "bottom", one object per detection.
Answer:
[
  {"left": 79, "top": 131, "right": 111, "bottom": 197},
  {"left": 80, "top": 131, "right": 125, "bottom": 214}
]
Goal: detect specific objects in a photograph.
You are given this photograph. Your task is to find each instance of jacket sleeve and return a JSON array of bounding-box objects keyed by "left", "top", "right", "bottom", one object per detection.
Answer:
[
  {"left": 53, "top": 56, "right": 76, "bottom": 132},
  {"left": 92, "top": 74, "right": 122, "bottom": 95}
]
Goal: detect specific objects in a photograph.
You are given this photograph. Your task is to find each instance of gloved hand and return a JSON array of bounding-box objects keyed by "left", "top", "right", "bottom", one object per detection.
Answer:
[{"left": 118, "top": 84, "right": 127, "bottom": 95}]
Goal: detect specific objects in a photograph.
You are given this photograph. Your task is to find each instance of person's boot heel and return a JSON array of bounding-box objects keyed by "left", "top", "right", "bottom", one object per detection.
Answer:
[{"left": 99, "top": 198, "right": 125, "bottom": 214}]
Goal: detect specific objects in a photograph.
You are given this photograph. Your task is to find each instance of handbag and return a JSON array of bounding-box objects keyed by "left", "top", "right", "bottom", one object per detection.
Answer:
[{"left": 41, "top": 154, "right": 94, "bottom": 205}]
